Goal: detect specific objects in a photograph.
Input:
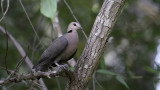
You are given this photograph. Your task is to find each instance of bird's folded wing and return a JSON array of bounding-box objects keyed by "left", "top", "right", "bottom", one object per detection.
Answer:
[{"left": 33, "top": 36, "right": 68, "bottom": 67}]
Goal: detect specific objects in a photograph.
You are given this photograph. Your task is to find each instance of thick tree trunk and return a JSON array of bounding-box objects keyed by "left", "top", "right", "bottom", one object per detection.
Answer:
[{"left": 66, "top": 0, "right": 126, "bottom": 89}]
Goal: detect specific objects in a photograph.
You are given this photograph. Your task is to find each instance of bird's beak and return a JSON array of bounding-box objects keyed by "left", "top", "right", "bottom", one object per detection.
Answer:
[
  {"left": 79, "top": 27, "right": 83, "bottom": 30},
  {"left": 76, "top": 23, "right": 88, "bottom": 39}
]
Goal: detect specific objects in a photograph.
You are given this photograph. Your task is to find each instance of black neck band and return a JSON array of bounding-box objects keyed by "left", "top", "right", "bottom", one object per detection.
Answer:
[{"left": 67, "top": 30, "right": 72, "bottom": 33}]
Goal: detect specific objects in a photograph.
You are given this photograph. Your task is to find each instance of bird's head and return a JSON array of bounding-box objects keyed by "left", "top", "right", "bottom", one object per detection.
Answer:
[{"left": 67, "top": 22, "right": 82, "bottom": 32}]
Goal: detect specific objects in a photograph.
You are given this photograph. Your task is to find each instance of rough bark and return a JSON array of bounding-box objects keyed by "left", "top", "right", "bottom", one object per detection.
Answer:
[{"left": 66, "top": 0, "right": 126, "bottom": 89}]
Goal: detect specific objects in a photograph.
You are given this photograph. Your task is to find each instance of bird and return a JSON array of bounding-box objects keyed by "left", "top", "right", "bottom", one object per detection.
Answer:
[{"left": 33, "top": 22, "right": 81, "bottom": 72}]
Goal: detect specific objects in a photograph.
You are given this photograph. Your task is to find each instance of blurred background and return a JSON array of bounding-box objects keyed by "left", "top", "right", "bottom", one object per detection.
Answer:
[{"left": 0, "top": 0, "right": 160, "bottom": 90}]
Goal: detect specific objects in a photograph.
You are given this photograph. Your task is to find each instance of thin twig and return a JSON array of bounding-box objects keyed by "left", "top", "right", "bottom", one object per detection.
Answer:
[
  {"left": 31, "top": 35, "right": 37, "bottom": 61},
  {"left": 0, "top": 25, "right": 47, "bottom": 90},
  {"left": 50, "top": 22, "right": 54, "bottom": 43},
  {"left": 0, "top": 66, "right": 13, "bottom": 73},
  {"left": 39, "top": 79, "right": 48, "bottom": 90},
  {"left": 31, "top": 16, "right": 44, "bottom": 61},
  {"left": 4, "top": 24, "right": 9, "bottom": 75},
  {"left": 1, "top": 0, "right": 10, "bottom": 75},
  {"left": 18, "top": 0, "right": 41, "bottom": 44},
  {"left": 0, "top": 26, "right": 33, "bottom": 69},
  {"left": 1, "top": 0, "right": 4, "bottom": 12},
  {"left": 52, "top": 12, "right": 62, "bottom": 37},
  {"left": 63, "top": 0, "right": 79, "bottom": 24},
  {"left": 34, "top": 23, "right": 51, "bottom": 50},
  {"left": 94, "top": 76, "right": 106, "bottom": 90},
  {"left": 56, "top": 77, "right": 61, "bottom": 90},
  {"left": 0, "top": 66, "right": 7, "bottom": 70},
  {"left": 0, "top": 0, "right": 9, "bottom": 22},
  {"left": 63, "top": 0, "right": 88, "bottom": 40},
  {"left": 32, "top": 81, "right": 43, "bottom": 88},
  {"left": 14, "top": 55, "right": 27, "bottom": 73}
]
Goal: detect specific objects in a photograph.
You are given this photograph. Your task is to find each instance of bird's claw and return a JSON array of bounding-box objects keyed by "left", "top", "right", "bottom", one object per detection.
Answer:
[{"left": 57, "top": 64, "right": 70, "bottom": 71}]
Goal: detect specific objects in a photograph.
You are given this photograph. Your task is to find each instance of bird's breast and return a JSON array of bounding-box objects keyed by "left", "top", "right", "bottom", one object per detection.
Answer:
[{"left": 60, "top": 31, "right": 79, "bottom": 60}]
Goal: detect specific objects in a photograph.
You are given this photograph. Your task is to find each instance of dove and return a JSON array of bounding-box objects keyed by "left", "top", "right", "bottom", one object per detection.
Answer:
[{"left": 33, "top": 22, "right": 81, "bottom": 71}]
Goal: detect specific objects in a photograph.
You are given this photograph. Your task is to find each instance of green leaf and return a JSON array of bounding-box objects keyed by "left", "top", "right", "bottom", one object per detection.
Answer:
[
  {"left": 116, "top": 75, "right": 129, "bottom": 89},
  {"left": 143, "top": 66, "right": 158, "bottom": 75},
  {"left": 40, "top": 0, "right": 57, "bottom": 21},
  {"left": 127, "top": 69, "right": 135, "bottom": 78},
  {"left": 97, "top": 69, "right": 129, "bottom": 89},
  {"left": 127, "top": 69, "right": 143, "bottom": 79},
  {"left": 97, "top": 69, "right": 116, "bottom": 76}
]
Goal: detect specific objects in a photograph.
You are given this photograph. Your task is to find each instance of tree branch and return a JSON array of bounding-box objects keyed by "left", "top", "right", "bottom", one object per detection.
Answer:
[
  {"left": 0, "top": 68, "right": 73, "bottom": 85},
  {"left": 0, "top": 0, "right": 125, "bottom": 89},
  {"left": 0, "top": 25, "right": 33, "bottom": 69},
  {"left": 0, "top": 25, "right": 47, "bottom": 90},
  {"left": 52, "top": 12, "right": 63, "bottom": 37},
  {"left": 0, "top": 0, "right": 9, "bottom": 22},
  {"left": 66, "top": 0, "right": 126, "bottom": 89}
]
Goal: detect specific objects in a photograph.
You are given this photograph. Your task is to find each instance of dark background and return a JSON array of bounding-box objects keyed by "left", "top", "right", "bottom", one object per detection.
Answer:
[{"left": 0, "top": 0, "right": 160, "bottom": 90}]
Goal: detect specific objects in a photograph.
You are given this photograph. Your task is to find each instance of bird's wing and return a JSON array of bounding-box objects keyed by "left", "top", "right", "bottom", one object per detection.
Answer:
[
  {"left": 58, "top": 49, "right": 77, "bottom": 64},
  {"left": 33, "top": 36, "right": 68, "bottom": 69}
]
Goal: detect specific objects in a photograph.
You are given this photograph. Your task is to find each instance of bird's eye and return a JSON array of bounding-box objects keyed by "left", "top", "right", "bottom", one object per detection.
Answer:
[{"left": 73, "top": 23, "right": 77, "bottom": 26}]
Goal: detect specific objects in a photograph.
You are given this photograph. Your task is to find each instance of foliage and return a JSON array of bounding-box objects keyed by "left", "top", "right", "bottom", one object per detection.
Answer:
[
  {"left": 0, "top": 0, "right": 160, "bottom": 90},
  {"left": 40, "top": 0, "right": 57, "bottom": 21},
  {"left": 97, "top": 69, "right": 129, "bottom": 89}
]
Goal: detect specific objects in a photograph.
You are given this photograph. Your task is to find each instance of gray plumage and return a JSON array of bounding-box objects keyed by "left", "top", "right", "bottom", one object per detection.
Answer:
[{"left": 33, "top": 22, "right": 81, "bottom": 71}]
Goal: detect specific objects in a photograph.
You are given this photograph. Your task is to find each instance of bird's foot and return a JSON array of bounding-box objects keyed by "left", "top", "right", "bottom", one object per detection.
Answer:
[
  {"left": 55, "top": 63, "right": 70, "bottom": 71},
  {"left": 62, "top": 64, "right": 70, "bottom": 71}
]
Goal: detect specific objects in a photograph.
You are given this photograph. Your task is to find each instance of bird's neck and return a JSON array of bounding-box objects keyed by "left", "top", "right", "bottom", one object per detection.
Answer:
[
  {"left": 65, "top": 30, "right": 79, "bottom": 42},
  {"left": 67, "top": 30, "right": 73, "bottom": 33},
  {"left": 69, "top": 30, "right": 78, "bottom": 38}
]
